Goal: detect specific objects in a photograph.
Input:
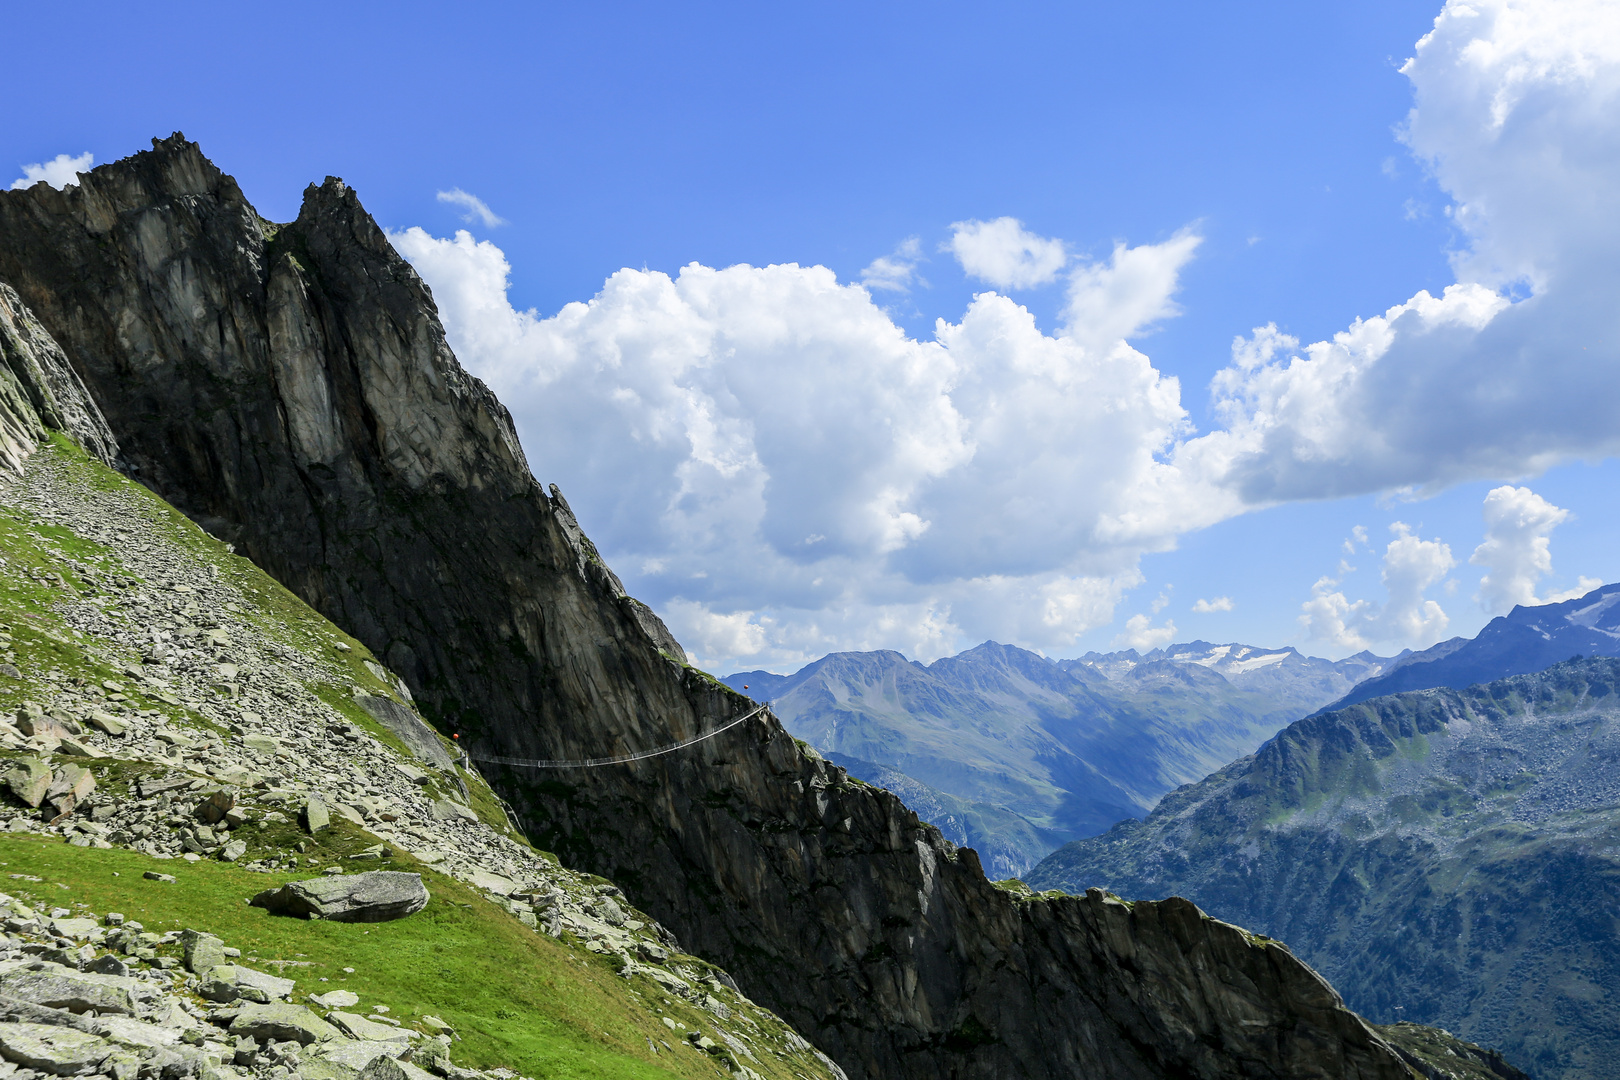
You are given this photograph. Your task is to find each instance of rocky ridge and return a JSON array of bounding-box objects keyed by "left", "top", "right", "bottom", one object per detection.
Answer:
[
  {"left": 1067, "top": 642, "right": 1395, "bottom": 714},
  {"left": 0, "top": 134, "right": 1478, "bottom": 1079},
  {"left": 1325, "top": 584, "right": 1620, "bottom": 710},
  {"left": 0, "top": 440, "right": 843, "bottom": 1080}
]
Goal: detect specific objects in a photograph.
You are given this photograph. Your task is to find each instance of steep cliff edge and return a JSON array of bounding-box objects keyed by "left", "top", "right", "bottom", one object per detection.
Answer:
[
  {"left": 0, "top": 135, "right": 1433, "bottom": 1078},
  {"left": 0, "top": 282, "right": 117, "bottom": 476}
]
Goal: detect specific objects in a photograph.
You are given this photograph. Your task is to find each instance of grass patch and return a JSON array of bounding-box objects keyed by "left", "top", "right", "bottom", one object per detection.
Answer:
[{"left": 0, "top": 835, "right": 740, "bottom": 1080}]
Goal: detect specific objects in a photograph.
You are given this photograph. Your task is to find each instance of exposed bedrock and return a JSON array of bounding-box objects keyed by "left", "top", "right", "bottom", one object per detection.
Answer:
[{"left": 0, "top": 135, "right": 1427, "bottom": 1078}]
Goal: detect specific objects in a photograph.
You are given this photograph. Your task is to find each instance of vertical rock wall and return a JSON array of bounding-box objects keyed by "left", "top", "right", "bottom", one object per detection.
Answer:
[
  {"left": 0, "top": 136, "right": 1421, "bottom": 1079},
  {"left": 0, "top": 283, "right": 117, "bottom": 476}
]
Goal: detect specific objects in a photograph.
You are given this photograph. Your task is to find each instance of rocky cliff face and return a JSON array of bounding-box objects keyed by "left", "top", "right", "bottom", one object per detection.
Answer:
[
  {"left": 0, "top": 135, "right": 1434, "bottom": 1078},
  {"left": 0, "top": 283, "right": 116, "bottom": 476}
]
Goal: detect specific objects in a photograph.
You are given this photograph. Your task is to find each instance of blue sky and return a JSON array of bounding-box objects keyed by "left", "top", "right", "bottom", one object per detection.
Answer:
[{"left": 9, "top": 0, "right": 1618, "bottom": 670}]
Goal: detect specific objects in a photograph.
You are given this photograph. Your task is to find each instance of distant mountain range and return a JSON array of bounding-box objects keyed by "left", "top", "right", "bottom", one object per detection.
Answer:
[
  {"left": 725, "top": 640, "right": 1392, "bottom": 875},
  {"left": 1325, "top": 581, "right": 1620, "bottom": 709},
  {"left": 1026, "top": 656, "right": 1620, "bottom": 1080}
]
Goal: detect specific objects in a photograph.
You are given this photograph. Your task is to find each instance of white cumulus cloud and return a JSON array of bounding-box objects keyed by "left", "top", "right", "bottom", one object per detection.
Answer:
[
  {"left": 1192, "top": 596, "right": 1234, "bottom": 613},
  {"left": 10, "top": 152, "right": 92, "bottom": 191},
  {"left": 389, "top": 225, "right": 1216, "bottom": 671},
  {"left": 947, "top": 217, "right": 1068, "bottom": 289},
  {"left": 1113, "top": 613, "right": 1178, "bottom": 652},
  {"left": 1470, "top": 485, "right": 1601, "bottom": 612},
  {"left": 1192, "top": 0, "right": 1620, "bottom": 503},
  {"left": 387, "top": 0, "right": 1620, "bottom": 670},
  {"left": 437, "top": 188, "right": 506, "bottom": 227},
  {"left": 1300, "top": 523, "right": 1455, "bottom": 650}
]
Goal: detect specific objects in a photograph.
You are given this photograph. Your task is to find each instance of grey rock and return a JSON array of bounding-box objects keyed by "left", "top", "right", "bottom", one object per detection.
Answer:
[
  {"left": 0, "top": 280, "right": 117, "bottom": 478},
  {"left": 356, "top": 1054, "right": 409, "bottom": 1080},
  {"left": 329, "top": 803, "right": 365, "bottom": 828},
  {"left": 249, "top": 872, "right": 427, "bottom": 923},
  {"left": 307, "top": 1049, "right": 408, "bottom": 1080},
  {"left": 427, "top": 802, "right": 474, "bottom": 825},
  {"left": 306, "top": 991, "right": 357, "bottom": 1010},
  {"left": 0, "top": 1022, "right": 113, "bottom": 1076},
  {"left": 593, "top": 899, "right": 625, "bottom": 927},
  {"left": 218, "top": 841, "right": 247, "bottom": 863},
  {"left": 92, "top": 1016, "right": 181, "bottom": 1050},
  {"left": 84, "top": 712, "right": 126, "bottom": 737},
  {"left": 54, "top": 739, "right": 103, "bottom": 761},
  {"left": 325, "top": 1015, "right": 406, "bottom": 1045},
  {"left": 84, "top": 956, "right": 128, "bottom": 978},
  {"left": 353, "top": 697, "right": 452, "bottom": 771},
  {"left": 399, "top": 1041, "right": 447, "bottom": 1075},
  {"left": 222, "top": 967, "right": 295, "bottom": 1004},
  {"left": 46, "top": 920, "right": 97, "bottom": 942},
  {"left": 464, "top": 870, "right": 511, "bottom": 896},
  {"left": 141, "top": 873, "right": 176, "bottom": 884},
  {"left": 226, "top": 1004, "right": 339, "bottom": 1046},
  {"left": 179, "top": 931, "right": 225, "bottom": 975},
  {"left": 299, "top": 1057, "right": 360, "bottom": 1080},
  {"left": 45, "top": 767, "right": 94, "bottom": 804},
  {"left": 197, "top": 962, "right": 296, "bottom": 1006},
  {"left": 0, "top": 968, "right": 160, "bottom": 1017},
  {"left": 303, "top": 799, "right": 330, "bottom": 834},
  {"left": 3, "top": 759, "right": 50, "bottom": 809},
  {"left": 195, "top": 974, "right": 240, "bottom": 1004},
  {"left": 231, "top": 1037, "right": 258, "bottom": 1067}
]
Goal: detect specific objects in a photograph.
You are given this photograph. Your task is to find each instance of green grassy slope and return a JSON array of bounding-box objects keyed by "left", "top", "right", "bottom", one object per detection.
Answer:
[
  {"left": 1, "top": 437, "right": 836, "bottom": 1080},
  {"left": 0, "top": 837, "right": 710, "bottom": 1080}
]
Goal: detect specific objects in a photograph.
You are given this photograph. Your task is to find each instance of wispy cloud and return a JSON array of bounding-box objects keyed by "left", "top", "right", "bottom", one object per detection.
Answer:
[
  {"left": 861, "top": 237, "right": 924, "bottom": 293},
  {"left": 10, "top": 152, "right": 92, "bottom": 191},
  {"left": 437, "top": 188, "right": 506, "bottom": 227},
  {"left": 1192, "top": 596, "right": 1234, "bottom": 613}
]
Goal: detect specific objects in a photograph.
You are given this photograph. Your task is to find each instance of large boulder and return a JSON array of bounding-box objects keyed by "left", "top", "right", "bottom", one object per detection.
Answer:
[
  {"left": 3, "top": 757, "right": 50, "bottom": 807},
  {"left": 0, "top": 1022, "right": 115, "bottom": 1076},
  {"left": 310, "top": 1040, "right": 405, "bottom": 1073},
  {"left": 0, "top": 966, "right": 162, "bottom": 1016},
  {"left": 250, "top": 872, "right": 428, "bottom": 922},
  {"left": 197, "top": 965, "right": 296, "bottom": 1004},
  {"left": 179, "top": 929, "right": 226, "bottom": 974},
  {"left": 227, "top": 1003, "right": 340, "bottom": 1045},
  {"left": 326, "top": 1013, "right": 408, "bottom": 1045}
]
